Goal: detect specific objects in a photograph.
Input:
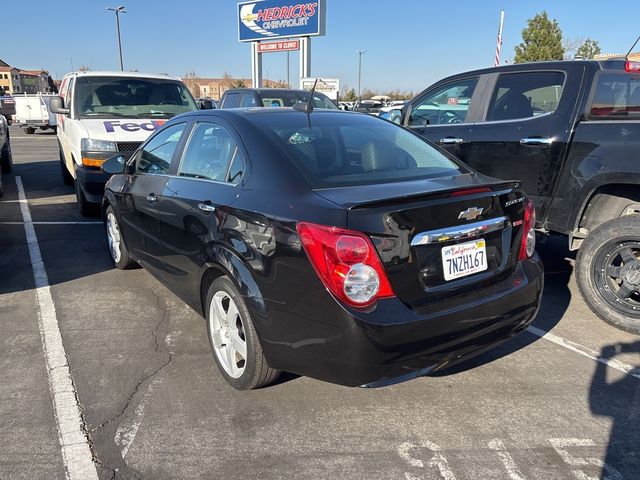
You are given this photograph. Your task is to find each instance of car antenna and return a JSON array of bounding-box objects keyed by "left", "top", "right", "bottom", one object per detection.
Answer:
[
  {"left": 625, "top": 35, "right": 640, "bottom": 61},
  {"left": 293, "top": 78, "right": 318, "bottom": 116}
]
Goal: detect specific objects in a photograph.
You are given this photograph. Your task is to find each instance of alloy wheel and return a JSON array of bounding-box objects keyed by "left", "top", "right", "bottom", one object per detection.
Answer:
[
  {"left": 106, "top": 212, "right": 122, "bottom": 263},
  {"left": 208, "top": 291, "right": 247, "bottom": 378}
]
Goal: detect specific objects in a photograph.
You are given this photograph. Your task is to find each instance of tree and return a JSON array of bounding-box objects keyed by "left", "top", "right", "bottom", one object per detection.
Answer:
[
  {"left": 340, "top": 86, "right": 357, "bottom": 101},
  {"left": 182, "top": 71, "right": 201, "bottom": 98},
  {"left": 576, "top": 38, "right": 601, "bottom": 59},
  {"left": 514, "top": 11, "right": 564, "bottom": 63},
  {"left": 231, "top": 79, "right": 247, "bottom": 88}
]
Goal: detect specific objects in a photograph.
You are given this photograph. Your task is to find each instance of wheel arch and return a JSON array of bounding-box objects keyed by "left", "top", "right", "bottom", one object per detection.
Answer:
[
  {"left": 571, "top": 183, "right": 640, "bottom": 250},
  {"left": 199, "top": 248, "right": 268, "bottom": 324}
]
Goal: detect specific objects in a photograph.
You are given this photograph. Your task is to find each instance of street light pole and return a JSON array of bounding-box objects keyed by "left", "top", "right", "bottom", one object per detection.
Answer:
[
  {"left": 356, "top": 49, "right": 366, "bottom": 99},
  {"left": 106, "top": 6, "right": 126, "bottom": 71}
]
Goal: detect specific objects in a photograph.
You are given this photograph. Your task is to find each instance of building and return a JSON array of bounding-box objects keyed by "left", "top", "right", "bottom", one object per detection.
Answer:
[
  {"left": 0, "top": 59, "right": 53, "bottom": 95},
  {"left": 181, "top": 76, "right": 286, "bottom": 100}
]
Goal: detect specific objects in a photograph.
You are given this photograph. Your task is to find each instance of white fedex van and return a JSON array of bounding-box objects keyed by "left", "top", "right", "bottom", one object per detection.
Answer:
[{"left": 50, "top": 71, "right": 201, "bottom": 215}]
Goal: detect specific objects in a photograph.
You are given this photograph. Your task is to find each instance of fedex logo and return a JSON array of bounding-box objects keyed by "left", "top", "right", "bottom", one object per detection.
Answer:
[{"left": 103, "top": 120, "right": 166, "bottom": 133}]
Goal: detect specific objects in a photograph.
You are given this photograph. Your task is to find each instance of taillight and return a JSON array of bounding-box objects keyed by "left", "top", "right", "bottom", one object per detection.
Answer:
[
  {"left": 449, "top": 187, "right": 491, "bottom": 197},
  {"left": 296, "top": 222, "right": 395, "bottom": 307},
  {"left": 518, "top": 198, "right": 536, "bottom": 261},
  {"left": 625, "top": 61, "right": 640, "bottom": 73}
]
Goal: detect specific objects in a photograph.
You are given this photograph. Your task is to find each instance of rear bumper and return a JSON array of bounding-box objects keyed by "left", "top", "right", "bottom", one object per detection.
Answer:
[
  {"left": 262, "top": 255, "right": 544, "bottom": 387},
  {"left": 76, "top": 166, "right": 111, "bottom": 204}
]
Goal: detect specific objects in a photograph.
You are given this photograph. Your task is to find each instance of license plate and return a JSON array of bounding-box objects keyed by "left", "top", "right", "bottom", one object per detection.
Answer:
[{"left": 441, "top": 239, "right": 487, "bottom": 281}]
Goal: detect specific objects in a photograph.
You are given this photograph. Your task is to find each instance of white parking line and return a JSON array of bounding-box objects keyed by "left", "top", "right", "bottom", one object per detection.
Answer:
[
  {"left": 16, "top": 176, "right": 99, "bottom": 480},
  {"left": 527, "top": 325, "right": 640, "bottom": 379}
]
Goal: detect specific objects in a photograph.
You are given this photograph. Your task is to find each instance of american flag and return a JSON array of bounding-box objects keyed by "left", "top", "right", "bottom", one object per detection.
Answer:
[{"left": 495, "top": 10, "right": 504, "bottom": 67}]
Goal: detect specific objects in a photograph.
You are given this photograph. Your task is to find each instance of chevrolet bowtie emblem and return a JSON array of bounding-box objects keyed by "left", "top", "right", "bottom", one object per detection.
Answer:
[{"left": 458, "top": 207, "right": 483, "bottom": 221}]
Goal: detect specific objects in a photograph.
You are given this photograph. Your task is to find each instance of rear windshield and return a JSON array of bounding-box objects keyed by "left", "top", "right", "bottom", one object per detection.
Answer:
[
  {"left": 259, "top": 91, "right": 338, "bottom": 109},
  {"left": 590, "top": 71, "right": 640, "bottom": 118},
  {"left": 248, "top": 112, "right": 463, "bottom": 188},
  {"left": 74, "top": 76, "right": 196, "bottom": 119}
]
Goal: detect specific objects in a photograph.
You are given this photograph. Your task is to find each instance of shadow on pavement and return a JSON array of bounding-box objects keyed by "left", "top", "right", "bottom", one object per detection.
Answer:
[
  {"left": 589, "top": 341, "right": 640, "bottom": 479},
  {"left": 432, "top": 234, "right": 573, "bottom": 376}
]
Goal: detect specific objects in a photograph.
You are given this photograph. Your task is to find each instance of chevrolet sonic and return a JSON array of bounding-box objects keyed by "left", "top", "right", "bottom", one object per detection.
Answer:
[{"left": 101, "top": 107, "right": 543, "bottom": 389}]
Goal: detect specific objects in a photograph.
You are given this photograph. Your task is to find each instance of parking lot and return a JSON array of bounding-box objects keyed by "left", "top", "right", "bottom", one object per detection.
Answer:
[{"left": 1, "top": 125, "right": 639, "bottom": 479}]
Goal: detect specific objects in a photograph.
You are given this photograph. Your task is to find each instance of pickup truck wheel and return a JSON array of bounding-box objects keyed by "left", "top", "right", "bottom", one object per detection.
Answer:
[
  {"left": 75, "top": 179, "right": 96, "bottom": 217},
  {"left": 0, "top": 134, "right": 12, "bottom": 173},
  {"left": 59, "top": 148, "right": 74, "bottom": 185},
  {"left": 206, "top": 277, "right": 280, "bottom": 390},
  {"left": 104, "top": 206, "right": 136, "bottom": 269},
  {"left": 576, "top": 215, "right": 640, "bottom": 334}
]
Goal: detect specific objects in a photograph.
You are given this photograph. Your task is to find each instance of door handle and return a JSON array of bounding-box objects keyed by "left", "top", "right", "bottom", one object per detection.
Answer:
[
  {"left": 439, "top": 137, "right": 464, "bottom": 144},
  {"left": 146, "top": 194, "right": 158, "bottom": 202},
  {"left": 520, "top": 137, "right": 553, "bottom": 146},
  {"left": 198, "top": 202, "right": 216, "bottom": 213}
]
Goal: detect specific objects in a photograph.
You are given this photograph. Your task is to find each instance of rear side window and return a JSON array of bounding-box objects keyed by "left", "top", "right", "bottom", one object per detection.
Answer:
[
  {"left": 590, "top": 72, "right": 640, "bottom": 118},
  {"left": 487, "top": 71, "right": 565, "bottom": 121},
  {"left": 248, "top": 113, "right": 463, "bottom": 188},
  {"left": 178, "top": 122, "right": 245, "bottom": 183},
  {"left": 222, "top": 92, "right": 241, "bottom": 108},
  {"left": 136, "top": 123, "right": 186, "bottom": 175}
]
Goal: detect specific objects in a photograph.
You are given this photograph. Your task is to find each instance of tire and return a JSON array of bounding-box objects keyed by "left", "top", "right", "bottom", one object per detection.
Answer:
[
  {"left": 23, "top": 127, "right": 35, "bottom": 135},
  {"left": 75, "top": 178, "right": 96, "bottom": 217},
  {"left": 0, "top": 132, "right": 12, "bottom": 173},
  {"left": 59, "top": 147, "right": 74, "bottom": 185},
  {"left": 576, "top": 215, "right": 640, "bottom": 334},
  {"left": 104, "top": 205, "right": 137, "bottom": 269},
  {"left": 0, "top": 171, "right": 4, "bottom": 198},
  {"left": 206, "top": 277, "right": 280, "bottom": 390}
]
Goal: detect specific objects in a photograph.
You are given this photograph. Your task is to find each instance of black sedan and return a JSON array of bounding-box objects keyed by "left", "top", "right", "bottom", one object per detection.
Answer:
[{"left": 101, "top": 107, "right": 543, "bottom": 389}]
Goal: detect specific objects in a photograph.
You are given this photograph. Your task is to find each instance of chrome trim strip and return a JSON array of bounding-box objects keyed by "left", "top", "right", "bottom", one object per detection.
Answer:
[{"left": 411, "top": 216, "right": 509, "bottom": 246}]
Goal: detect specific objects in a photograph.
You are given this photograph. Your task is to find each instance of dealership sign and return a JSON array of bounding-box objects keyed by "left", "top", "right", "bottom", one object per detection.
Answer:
[
  {"left": 257, "top": 40, "right": 300, "bottom": 53},
  {"left": 300, "top": 77, "right": 339, "bottom": 100},
  {"left": 238, "top": 0, "right": 326, "bottom": 42}
]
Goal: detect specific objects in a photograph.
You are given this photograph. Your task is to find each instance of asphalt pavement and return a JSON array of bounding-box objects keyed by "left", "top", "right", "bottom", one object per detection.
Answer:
[{"left": 1, "top": 125, "right": 639, "bottom": 480}]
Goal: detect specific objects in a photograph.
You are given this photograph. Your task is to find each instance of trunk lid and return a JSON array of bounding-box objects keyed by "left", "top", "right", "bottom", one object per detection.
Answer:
[{"left": 314, "top": 174, "right": 528, "bottom": 314}]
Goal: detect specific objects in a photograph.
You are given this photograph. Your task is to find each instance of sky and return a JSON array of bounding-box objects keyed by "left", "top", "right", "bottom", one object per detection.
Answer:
[{"left": 2, "top": 0, "right": 639, "bottom": 94}]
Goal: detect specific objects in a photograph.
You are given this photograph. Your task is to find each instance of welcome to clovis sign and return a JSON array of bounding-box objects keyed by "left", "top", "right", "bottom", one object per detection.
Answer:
[{"left": 238, "top": 0, "right": 326, "bottom": 42}]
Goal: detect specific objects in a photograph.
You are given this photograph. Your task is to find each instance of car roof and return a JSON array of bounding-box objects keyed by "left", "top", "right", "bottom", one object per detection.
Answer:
[
  {"left": 224, "top": 88, "right": 327, "bottom": 95},
  {"left": 64, "top": 71, "right": 182, "bottom": 81},
  {"left": 177, "top": 107, "right": 361, "bottom": 121},
  {"left": 444, "top": 59, "right": 629, "bottom": 79}
]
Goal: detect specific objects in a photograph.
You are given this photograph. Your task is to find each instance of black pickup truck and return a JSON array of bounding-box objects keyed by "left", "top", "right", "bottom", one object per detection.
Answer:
[{"left": 399, "top": 58, "right": 640, "bottom": 333}]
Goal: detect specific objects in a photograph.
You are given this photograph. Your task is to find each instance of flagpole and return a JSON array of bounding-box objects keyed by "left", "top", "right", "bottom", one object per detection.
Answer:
[{"left": 494, "top": 9, "right": 504, "bottom": 66}]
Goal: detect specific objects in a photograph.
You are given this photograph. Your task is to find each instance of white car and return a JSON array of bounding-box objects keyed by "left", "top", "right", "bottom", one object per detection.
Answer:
[
  {"left": 50, "top": 71, "right": 200, "bottom": 215},
  {"left": 377, "top": 105, "right": 403, "bottom": 124}
]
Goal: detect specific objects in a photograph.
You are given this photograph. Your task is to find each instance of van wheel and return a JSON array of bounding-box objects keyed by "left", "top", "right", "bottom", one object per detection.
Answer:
[
  {"left": 75, "top": 179, "right": 95, "bottom": 217},
  {"left": 206, "top": 277, "right": 280, "bottom": 390},
  {"left": 60, "top": 148, "right": 74, "bottom": 185},
  {"left": 576, "top": 215, "right": 640, "bottom": 334},
  {"left": 0, "top": 134, "right": 12, "bottom": 173},
  {"left": 23, "top": 127, "right": 35, "bottom": 135}
]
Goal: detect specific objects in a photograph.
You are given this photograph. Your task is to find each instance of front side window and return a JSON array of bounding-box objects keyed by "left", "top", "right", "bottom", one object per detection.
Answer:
[
  {"left": 248, "top": 113, "right": 463, "bottom": 188},
  {"left": 590, "top": 71, "right": 640, "bottom": 118},
  {"left": 409, "top": 78, "right": 478, "bottom": 126},
  {"left": 178, "top": 122, "right": 245, "bottom": 183},
  {"left": 136, "top": 123, "right": 186, "bottom": 174},
  {"left": 74, "top": 76, "right": 196, "bottom": 119},
  {"left": 486, "top": 71, "right": 565, "bottom": 121}
]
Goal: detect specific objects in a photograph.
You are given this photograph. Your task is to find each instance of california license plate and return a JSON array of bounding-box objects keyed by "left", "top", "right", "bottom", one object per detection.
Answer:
[{"left": 441, "top": 239, "right": 487, "bottom": 281}]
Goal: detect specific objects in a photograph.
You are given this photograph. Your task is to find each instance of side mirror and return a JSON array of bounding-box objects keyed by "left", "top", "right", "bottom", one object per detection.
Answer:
[
  {"left": 49, "top": 96, "right": 69, "bottom": 115},
  {"left": 101, "top": 155, "right": 127, "bottom": 174},
  {"left": 199, "top": 99, "right": 214, "bottom": 110}
]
